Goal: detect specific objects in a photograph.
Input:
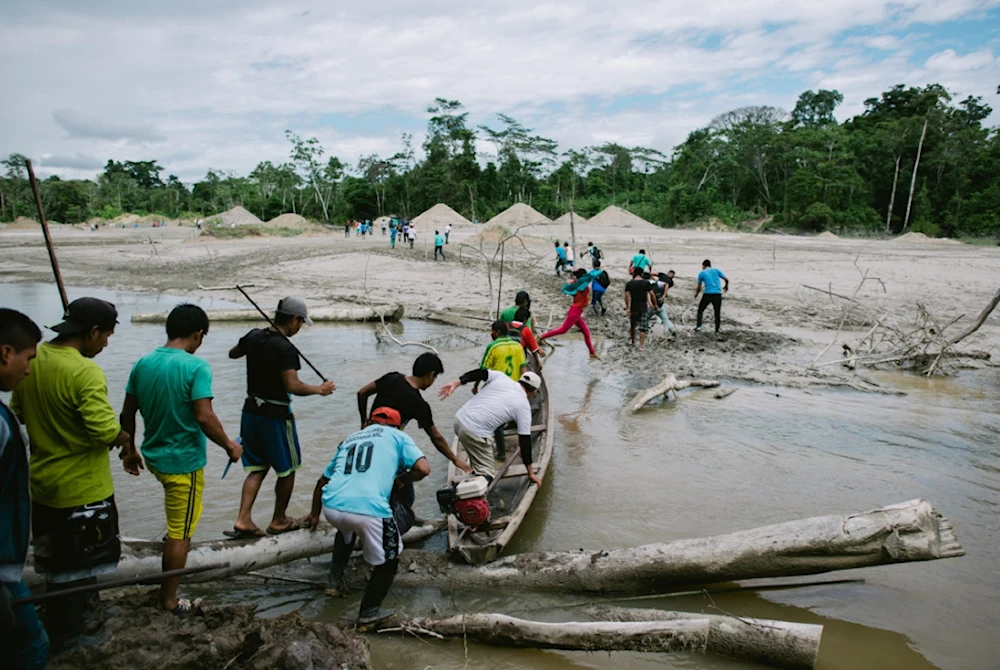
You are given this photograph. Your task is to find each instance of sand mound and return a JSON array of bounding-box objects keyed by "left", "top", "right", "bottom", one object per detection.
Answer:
[
  {"left": 588, "top": 205, "right": 657, "bottom": 229},
  {"left": 552, "top": 212, "right": 588, "bottom": 225},
  {"left": 816, "top": 231, "right": 839, "bottom": 239},
  {"left": 3, "top": 216, "right": 39, "bottom": 230},
  {"left": 893, "top": 231, "right": 928, "bottom": 242},
  {"left": 267, "top": 213, "right": 311, "bottom": 229},
  {"left": 412, "top": 203, "right": 472, "bottom": 229},
  {"left": 486, "top": 203, "right": 551, "bottom": 228},
  {"left": 216, "top": 205, "right": 262, "bottom": 226}
]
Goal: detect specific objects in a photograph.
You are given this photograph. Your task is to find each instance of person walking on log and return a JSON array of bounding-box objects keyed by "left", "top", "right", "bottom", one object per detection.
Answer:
[
  {"left": 438, "top": 369, "right": 543, "bottom": 487},
  {"left": 591, "top": 259, "right": 610, "bottom": 316},
  {"left": 625, "top": 268, "right": 655, "bottom": 350},
  {"left": 694, "top": 259, "right": 729, "bottom": 335},
  {"left": 305, "top": 407, "right": 430, "bottom": 626},
  {"left": 554, "top": 241, "right": 567, "bottom": 276},
  {"left": 628, "top": 248, "right": 653, "bottom": 276},
  {"left": 227, "top": 297, "right": 334, "bottom": 539},
  {"left": 538, "top": 268, "right": 600, "bottom": 360},
  {"left": 0, "top": 309, "right": 49, "bottom": 669},
  {"left": 119, "top": 304, "right": 242, "bottom": 615},
  {"left": 11, "top": 298, "right": 130, "bottom": 650},
  {"left": 356, "top": 353, "right": 472, "bottom": 509},
  {"left": 434, "top": 230, "right": 445, "bottom": 261}
]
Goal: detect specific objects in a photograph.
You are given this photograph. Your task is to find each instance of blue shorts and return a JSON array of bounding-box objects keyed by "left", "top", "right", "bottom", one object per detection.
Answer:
[{"left": 240, "top": 412, "right": 302, "bottom": 477}]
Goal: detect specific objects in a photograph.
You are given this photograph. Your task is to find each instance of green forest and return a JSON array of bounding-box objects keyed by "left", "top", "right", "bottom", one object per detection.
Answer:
[{"left": 2, "top": 84, "right": 997, "bottom": 237}]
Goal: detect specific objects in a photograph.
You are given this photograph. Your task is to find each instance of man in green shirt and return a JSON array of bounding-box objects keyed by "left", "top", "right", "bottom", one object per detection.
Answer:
[
  {"left": 628, "top": 249, "right": 653, "bottom": 276},
  {"left": 499, "top": 290, "right": 533, "bottom": 330},
  {"left": 434, "top": 230, "right": 445, "bottom": 261},
  {"left": 11, "top": 297, "right": 130, "bottom": 648},
  {"left": 120, "top": 304, "right": 242, "bottom": 615}
]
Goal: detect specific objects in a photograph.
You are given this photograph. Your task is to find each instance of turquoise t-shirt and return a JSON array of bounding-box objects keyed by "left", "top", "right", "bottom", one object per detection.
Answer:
[
  {"left": 697, "top": 268, "right": 727, "bottom": 294},
  {"left": 631, "top": 254, "right": 651, "bottom": 271},
  {"left": 125, "top": 347, "right": 214, "bottom": 474},
  {"left": 321, "top": 424, "right": 424, "bottom": 518},
  {"left": 435, "top": 234, "right": 444, "bottom": 246}
]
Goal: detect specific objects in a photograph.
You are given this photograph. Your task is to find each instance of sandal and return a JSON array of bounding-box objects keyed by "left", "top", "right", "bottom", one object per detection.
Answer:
[
  {"left": 223, "top": 527, "right": 266, "bottom": 539},
  {"left": 266, "top": 518, "right": 304, "bottom": 535},
  {"left": 167, "top": 598, "right": 202, "bottom": 618}
]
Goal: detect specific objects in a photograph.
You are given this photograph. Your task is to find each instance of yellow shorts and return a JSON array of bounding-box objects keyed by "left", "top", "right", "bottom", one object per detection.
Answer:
[{"left": 150, "top": 467, "right": 204, "bottom": 540}]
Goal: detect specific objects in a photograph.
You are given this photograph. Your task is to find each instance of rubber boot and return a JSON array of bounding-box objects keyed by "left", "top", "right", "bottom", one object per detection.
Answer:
[
  {"left": 358, "top": 559, "right": 399, "bottom": 625},
  {"left": 326, "top": 531, "right": 354, "bottom": 596}
]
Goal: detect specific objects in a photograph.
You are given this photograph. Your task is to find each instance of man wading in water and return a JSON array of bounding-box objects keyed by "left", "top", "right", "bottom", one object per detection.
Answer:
[{"left": 227, "top": 297, "right": 334, "bottom": 538}]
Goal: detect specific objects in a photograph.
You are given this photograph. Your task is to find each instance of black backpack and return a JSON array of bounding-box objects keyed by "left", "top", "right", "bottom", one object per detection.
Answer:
[{"left": 596, "top": 270, "right": 611, "bottom": 288}]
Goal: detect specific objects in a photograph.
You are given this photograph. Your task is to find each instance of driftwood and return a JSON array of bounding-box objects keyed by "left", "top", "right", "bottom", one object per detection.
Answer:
[
  {"left": 713, "top": 387, "right": 738, "bottom": 399},
  {"left": 131, "top": 305, "right": 404, "bottom": 324},
  {"left": 622, "top": 374, "right": 720, "bottom": 414},
  {"left": 22, "top": 520, "right": 442, "bottom": 590},
  {"left": 261, "top": 499, "right": 961, "bottom": 595},
  {"left": 585, "top": 606, "right": 821, "bottom": 669},
  {"left": 404, "top": 610, "right": 821, "bottom": 669}
]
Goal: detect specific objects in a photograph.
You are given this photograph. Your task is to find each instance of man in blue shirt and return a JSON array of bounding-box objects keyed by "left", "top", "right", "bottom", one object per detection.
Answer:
[
  {"left": 694, "top": 259, "right": 730, "bottom": 335},
  {"left": 554, "top": 241, "right": 567, "bottom": 276},
  {"left": 306, "top": 407, "right": 429, "bottom": 626}
]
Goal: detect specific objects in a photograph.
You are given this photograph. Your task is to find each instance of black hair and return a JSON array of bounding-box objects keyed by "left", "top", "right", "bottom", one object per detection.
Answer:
[
  {"left": 413, "top": 352, "right": 444, "bottom": 377},
  {"left": 633, "top": 267, "right": 645, "bottom": 277},
  {"left": 639, "top": 249, "right": 645, "bottom": 254},
  {"left": 553, "top": 240, "right": 559, "bottom": 246},
  {"left": 166, "top": 303, "right": 209, "bottom": 339},
  {"left": 573, "top": 268, "right": 587, "bottom": 278},
  {"left": 514, "top": 306, "right": 531, "bottom": 323},
  {"left": 274, "top": 312, "right": 296, "bottom": 326},
  {"left": 491, "top": 320, "right": 509, "bottom": 336},
  {"left": 0, "top": 308, "right": 42, "bottom": 352},
  {"left": 668, "top": 269, "right": 675, "bottom": 275},
  {"left": 703, "top": 259, "right": 712, "bottom": 267},
  {"left": 587, "top": 241, "right": 593, "bottom": 245},
  {"left": 515, "top": 290, "right": 530, "bottom": 306}
]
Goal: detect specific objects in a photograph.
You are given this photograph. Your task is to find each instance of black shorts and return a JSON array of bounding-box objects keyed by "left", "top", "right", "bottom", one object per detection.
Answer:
[{"left": 629, "top": 310, "right": 650, "bottom": 333}]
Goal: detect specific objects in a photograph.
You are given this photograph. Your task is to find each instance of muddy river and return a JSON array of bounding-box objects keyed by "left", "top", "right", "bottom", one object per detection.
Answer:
[{"left": 2, "top": 282, "right": 996, "bottom": 669}]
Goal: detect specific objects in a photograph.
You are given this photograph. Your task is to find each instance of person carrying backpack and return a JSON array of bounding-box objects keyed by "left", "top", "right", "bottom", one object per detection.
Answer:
[{"left": 591, "top": 259, "right": 610, "bottom": 315}]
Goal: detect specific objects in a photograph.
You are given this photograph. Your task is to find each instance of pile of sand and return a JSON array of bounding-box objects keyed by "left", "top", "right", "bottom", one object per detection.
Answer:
[
  {"left": 816, "top": 231, "right": 839, "bottom": 239},
  {"left": 216, "top": 205, "right": 262, "bottom": 226},
  {"left": 893, "top": 231, "right": 929, "bottom": 242},
  {"left": 486, "top": 203, "right": 551, "bottom": 228},
  {"left": 266, "top": 213, "right": 311, "bottom": 229},
  {"left": 412, "top": 203, "right": 472, "bottom": 229},
  {"left": 588, "top": 205, "right": 657, "bottom": 229},
  {"left": 552, "top": 211, "right": 588, "bottom": 225},
  {"left": 2, "top": 216, "right": 39, "bottom": 230}
]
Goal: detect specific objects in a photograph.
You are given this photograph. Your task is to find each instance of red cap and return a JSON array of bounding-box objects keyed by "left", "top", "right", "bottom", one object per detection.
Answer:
[{"left": 370, "top": 407, "right": 402, "bottom": 427}]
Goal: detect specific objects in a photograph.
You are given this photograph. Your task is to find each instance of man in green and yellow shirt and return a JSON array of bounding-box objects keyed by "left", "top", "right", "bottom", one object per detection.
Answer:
[
  {"left": 478, "top": 320, "right": 527, "bottom": 459},
  {"left": 11, "top": 297, "right": 130, "bottom": 648}
]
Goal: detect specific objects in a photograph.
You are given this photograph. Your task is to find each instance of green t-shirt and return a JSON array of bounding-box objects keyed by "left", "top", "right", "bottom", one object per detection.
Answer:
[
  {"left": 125, "top": 347, "right": 214, "bottom": 474},
  {"left": 11, "top": 342, "right": 121, "bottom": 508},
  {"left": 499, "top": 305, "right": 533, "bottom": 331},
  {"left": 435, "top": 234, "right": 444, "bottom": 246},
  {"left": 631, "top": 254, "right": 652, "bottom": 271}
]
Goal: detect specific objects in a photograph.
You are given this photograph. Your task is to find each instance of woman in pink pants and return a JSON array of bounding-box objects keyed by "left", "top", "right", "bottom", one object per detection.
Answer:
[{"left": 539, "top": 268, "right": 600, "bottom": 359}]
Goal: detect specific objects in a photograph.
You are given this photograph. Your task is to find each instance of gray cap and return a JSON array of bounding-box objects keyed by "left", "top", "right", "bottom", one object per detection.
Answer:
[{"left": 276, "top": 296, "right": 313, "bottom": 325}]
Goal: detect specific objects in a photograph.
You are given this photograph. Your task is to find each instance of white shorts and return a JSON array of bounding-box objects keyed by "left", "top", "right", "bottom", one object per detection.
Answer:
[{"left": 322, "top": 507, "right": 401, "bottom": 565}]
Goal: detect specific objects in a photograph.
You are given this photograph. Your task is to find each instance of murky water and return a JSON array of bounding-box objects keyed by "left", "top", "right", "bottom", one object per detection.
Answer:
[{"left": 2, "top": 282, "right": 997, "bottom": 669}]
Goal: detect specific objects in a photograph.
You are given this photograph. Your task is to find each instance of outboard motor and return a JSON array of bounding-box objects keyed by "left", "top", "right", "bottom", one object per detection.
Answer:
[{"left": 437, "top": 476, "right": 491, "bottom": 527}]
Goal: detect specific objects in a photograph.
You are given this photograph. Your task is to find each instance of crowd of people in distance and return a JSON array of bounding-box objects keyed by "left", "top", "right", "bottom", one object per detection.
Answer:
[{"left": 343, "top": 217, "right": 454, "bottom": 256}]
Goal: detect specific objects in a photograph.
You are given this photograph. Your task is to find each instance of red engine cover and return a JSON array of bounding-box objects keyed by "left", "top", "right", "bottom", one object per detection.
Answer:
[{"left": 454, "top": 497, "right": 490, "bottom": 527}]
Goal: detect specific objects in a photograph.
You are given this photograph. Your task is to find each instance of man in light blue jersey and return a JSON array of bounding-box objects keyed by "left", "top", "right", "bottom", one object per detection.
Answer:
[
  {"left": 694, "top": 259, "right": 729, "bottom": 335},
  {"left": 305, "top": 407, "right": 429, "bottom": 626}
]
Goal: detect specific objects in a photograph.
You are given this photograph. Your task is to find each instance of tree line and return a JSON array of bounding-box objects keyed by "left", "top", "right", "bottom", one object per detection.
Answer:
[{"left": 1, "top": 83, "right": 996, "bottom": 237}]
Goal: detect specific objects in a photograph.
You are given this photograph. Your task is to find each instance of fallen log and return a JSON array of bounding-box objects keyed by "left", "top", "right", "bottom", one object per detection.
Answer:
[
  {"left": 584, "top": 606, "right": 821, "bottom": 669},
  {"left": 131, "top": 305, "right": 405, "bottom": 324},
  {"left": 275, "top": 499, "right": 962, "bottom": 595},
  {"left": 713, "top": 387, "right": 738, "bottom": 400},
  {"left": 403, "top": 611, "right": 821, "bottom": 669},
  {"left": 23, "top": 520, "right": 442, "bottom": 590},
  {"left": 622, "top": 374, "right": 720, "bottom": 414}
]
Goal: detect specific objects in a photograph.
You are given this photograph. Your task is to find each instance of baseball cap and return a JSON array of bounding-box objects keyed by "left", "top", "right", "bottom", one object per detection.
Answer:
[
  {"left": 518, "top": 371, "right": 542, "bottom": 391},
  {"left": 370, "top": 406, "right": 402, "bottom": 427},
  {"left": 276, "top": 297, "right": 313, "bottom": 325},
  {"left": 47, "top": 297, "right": 118, "bottom": 335}
]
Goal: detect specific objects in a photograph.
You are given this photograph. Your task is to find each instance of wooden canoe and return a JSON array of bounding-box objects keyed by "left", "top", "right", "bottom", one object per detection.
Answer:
[{"left": 447, "top": 367, "right": 555, "bottom": 564}]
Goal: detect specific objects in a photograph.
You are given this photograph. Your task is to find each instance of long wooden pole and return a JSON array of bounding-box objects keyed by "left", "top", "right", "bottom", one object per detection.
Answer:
[
  {"left": 233, "top": 285, "right": 328, "bottom": 382},
  {"left": 25, "top": 159, "right": 69, "bottom": 310}
]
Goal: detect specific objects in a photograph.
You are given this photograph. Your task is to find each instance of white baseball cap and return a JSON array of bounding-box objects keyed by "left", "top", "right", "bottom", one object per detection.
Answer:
[{"left": 518, "top": 371, "right": 542, "bottom": 391}]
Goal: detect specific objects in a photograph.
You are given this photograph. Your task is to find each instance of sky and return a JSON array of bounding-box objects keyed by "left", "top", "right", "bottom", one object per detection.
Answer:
[{"left": 2, "top": 0, "right": 998, "bottom": 184}]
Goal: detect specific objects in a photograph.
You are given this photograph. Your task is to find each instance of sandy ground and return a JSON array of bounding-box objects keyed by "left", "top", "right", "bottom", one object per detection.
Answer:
[{"left": 1, "top": 222, "right": 998, "bottom": 392}]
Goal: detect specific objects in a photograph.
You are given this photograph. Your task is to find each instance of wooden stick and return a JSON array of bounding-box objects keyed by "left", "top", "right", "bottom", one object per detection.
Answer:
[
  {"left": 234, "top": 285, "right": 328, "bottom": 382},
  {"left": 12, "top": 562, "right": 230, "bottom": 605},
  {"left": 25, "top": 159, "right": 69, "bottom": 310}
]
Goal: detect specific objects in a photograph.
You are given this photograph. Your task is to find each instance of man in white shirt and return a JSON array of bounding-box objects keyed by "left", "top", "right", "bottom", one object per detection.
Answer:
[
  {"left": 564, "top": 241, "right": 575, "bottom": 268},
  {"left": 438, "top": 369, "right": 542, "bottom": 487},
  {"left": 444, "top": 224, "right": 452, "bottom": 244}
]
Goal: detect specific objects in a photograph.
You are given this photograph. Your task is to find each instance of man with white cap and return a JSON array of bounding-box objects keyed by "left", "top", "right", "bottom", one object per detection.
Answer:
[
  {"left": 227, "top": 297, "right": 334, "bottom": 538},
  {"left": 438, "top": 368, "right": 543, "bottom": 487}
]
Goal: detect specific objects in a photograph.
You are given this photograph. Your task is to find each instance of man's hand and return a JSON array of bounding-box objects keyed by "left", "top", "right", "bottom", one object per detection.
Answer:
[
  {"left": 453, "top": 458, "right": 473, "bottom": 474},
  {"left": 305, "top": 512, "right": 321, "bottom": 532},
  {"left": 122, "top": 450, "right": 144, "bottom": 476},
  {"left": 225, "top": 440, "right": 243, "bottom": 462},
  {"left": 528, "top": 470, "right": 543, "bottom": 487},
  {"left": 438, "top": 380, "right": 462, "bottom": 400},
  {"left": 319, "top": 380, "right": 336, "bottom": 395}
]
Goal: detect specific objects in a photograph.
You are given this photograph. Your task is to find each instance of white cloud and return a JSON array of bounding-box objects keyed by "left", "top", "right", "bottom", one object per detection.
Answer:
[{"left": 2, "top": 0, "right": 998, "bottom": 182}]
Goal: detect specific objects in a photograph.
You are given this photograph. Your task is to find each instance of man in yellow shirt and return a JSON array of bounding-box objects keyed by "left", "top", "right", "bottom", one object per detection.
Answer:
[
  {"left": 11, "top": 297, "right": 130, "bottom": 649},
  {"left": 477, "top": 320, "right": 526, "bottom": 459}
]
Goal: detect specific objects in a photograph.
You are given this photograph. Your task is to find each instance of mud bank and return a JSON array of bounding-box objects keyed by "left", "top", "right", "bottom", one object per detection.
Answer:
[{"left": 48, "top": 589, "right": 371, "bottom": 670}]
